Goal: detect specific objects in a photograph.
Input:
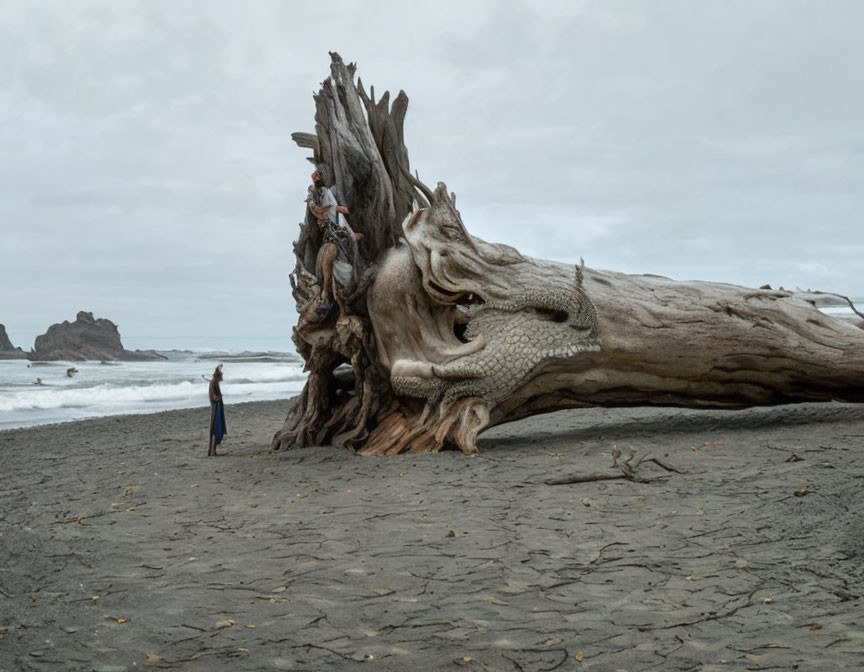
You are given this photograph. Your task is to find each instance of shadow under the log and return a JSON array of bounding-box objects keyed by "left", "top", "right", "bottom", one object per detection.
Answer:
[{"left": 481, "top": 402, "right": 864, "bottom": 449}]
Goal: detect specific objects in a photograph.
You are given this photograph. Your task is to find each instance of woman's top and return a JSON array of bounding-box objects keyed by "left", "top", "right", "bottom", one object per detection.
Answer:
[{"left": 209, "top": 378, "right": 222, "bottom": 405}]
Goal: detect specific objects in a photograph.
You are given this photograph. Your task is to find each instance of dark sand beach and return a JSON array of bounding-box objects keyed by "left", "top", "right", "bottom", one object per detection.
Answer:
[{"left": 1, "top": 400, "right": 863, "bottom": 671}]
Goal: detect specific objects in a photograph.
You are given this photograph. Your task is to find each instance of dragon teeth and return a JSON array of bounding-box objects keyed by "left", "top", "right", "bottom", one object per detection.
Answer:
[{"left": 547, "top": 344, "right": 591, "bottom": 357}]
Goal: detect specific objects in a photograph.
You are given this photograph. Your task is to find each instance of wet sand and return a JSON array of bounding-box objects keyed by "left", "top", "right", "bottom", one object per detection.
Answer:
[{"left": 1, "top": 400, "right": 863, "bottom": 671}]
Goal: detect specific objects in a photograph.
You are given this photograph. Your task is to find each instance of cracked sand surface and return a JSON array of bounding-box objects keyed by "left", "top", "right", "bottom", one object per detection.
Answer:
[{"left": 1, "top": 401, "right": 863, "bottom": 671}]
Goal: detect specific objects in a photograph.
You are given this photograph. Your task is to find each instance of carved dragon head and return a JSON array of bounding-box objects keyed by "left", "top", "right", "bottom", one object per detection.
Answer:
[{"left": 367, "top": 179, "right": 601, "bottom": 436}]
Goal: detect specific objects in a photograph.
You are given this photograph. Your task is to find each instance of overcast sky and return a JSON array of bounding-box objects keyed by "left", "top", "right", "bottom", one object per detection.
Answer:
[{"left": 2, "top": 0, "right": 862, "bottom": 350}]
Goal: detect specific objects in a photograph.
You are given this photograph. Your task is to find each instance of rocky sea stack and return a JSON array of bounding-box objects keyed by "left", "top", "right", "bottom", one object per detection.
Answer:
[
  {"left": 30, "top": 311, "right": 165, "bottom": 361},
  {"left": 0, "top": 323, "right": 26, "bottom": 359}
]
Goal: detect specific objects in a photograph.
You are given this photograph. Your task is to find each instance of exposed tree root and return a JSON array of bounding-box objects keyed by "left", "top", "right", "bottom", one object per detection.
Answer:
[{"left": 360, "top": 398, "right": 489, "bottom": 456}]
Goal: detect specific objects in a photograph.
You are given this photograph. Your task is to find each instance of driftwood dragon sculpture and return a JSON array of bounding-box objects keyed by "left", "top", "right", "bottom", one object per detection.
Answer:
[{"left": 273, "top": 53, "right": 864, "bottom": 456}]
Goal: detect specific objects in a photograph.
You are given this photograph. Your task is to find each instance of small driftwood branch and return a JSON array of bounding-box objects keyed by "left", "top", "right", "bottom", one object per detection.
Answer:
[
  {"left": 545, "top": 448, "right": 684, "bottom": 485},
  {"left": 805, "top": 291, "right": 864, "bottom": 321}
]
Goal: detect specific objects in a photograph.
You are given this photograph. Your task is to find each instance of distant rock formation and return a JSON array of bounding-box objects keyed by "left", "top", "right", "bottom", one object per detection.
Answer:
[
  {"left": 29, "top": 311, "right": 166, "bottom": 361},
  {"left": 0, "top": 323, "right": 26, "bottom": 359}
]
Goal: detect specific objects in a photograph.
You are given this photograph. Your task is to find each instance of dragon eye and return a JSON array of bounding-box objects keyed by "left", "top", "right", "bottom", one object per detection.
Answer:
[{"left": 442, "top": 225, "right": 462, "bottom": 241}]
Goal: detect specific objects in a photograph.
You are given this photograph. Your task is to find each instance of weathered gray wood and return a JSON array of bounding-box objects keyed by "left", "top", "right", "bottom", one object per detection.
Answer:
[
  {"left": 273, "top": 53, "right": 864, "bottom": 456},
  {"left": 359, "top": 184, "right": 864, "bottom": 454},
  {"left": 274, "top": 53, "right": 413, "bottom": 452},
  {"left": 310, "top": 55, "right": 402, "bottom": 260},
  {"left": 290, "top": 132, "right": 319, "bottom": 153},
  {"left": 494, "top": 270, "right": 864, "bottom": 425}
]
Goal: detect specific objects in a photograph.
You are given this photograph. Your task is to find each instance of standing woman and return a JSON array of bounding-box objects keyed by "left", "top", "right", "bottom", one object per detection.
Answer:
[{"left": 208, "top": 364, "right": 227, "bottom": 456}]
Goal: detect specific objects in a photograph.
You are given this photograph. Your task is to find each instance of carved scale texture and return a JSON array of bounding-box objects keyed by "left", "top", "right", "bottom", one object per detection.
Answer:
[{"left": 391, "top": 284, "right": 600, "bottom": 405}]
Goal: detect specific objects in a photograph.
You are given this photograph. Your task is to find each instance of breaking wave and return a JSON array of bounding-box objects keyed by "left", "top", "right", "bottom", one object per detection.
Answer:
[{"left": 0, "top": 357, "right": 307, "bottom": 429}]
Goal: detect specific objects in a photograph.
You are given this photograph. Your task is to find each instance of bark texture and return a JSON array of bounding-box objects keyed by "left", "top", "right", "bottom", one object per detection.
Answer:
[
  {"left": 273, "top": 53, "right": 864, "bottom": 455},
  {"left": 496, "top": 271, "right": 864, "bottom": 424},
  {"left": 275, "top": 53, "right": 411, "bottom": 451}
]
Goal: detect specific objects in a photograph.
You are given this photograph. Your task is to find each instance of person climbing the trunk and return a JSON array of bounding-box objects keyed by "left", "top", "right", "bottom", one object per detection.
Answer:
[{"left": 306, "top": 169, "right": 363, "bottom": 319}]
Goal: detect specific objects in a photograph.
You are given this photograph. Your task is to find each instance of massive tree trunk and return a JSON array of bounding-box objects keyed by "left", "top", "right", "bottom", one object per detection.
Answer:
[
  {"left": 496, "top": 272, "right": 864, "bottom": 424},
  {"left": 272, "top": 53, "right": 864, "bottom": 456}
]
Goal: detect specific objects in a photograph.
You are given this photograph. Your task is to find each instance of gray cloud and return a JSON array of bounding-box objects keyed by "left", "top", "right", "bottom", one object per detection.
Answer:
[{"left": 1, "top": 0, "right": 862, "bottom": 349}]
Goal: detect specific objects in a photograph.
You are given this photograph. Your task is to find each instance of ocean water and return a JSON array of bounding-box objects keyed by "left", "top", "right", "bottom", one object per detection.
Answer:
[
  {"left": 818, "top": 300, "right": 863, "bottom": 322},
  {"left": 0, "top": 352, "right": 306, "bottom": 431}
]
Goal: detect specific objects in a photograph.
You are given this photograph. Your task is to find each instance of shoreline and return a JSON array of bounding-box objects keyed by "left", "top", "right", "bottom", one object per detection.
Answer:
[
  {"left": 1, "top": 393, "right": 861, "bottom": 437},
  {"left": 0, "top": 398, "right": 292, "bottom": 435},
  {"left": 2, "top": 401, "right": 863, "bottom": 670}
]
